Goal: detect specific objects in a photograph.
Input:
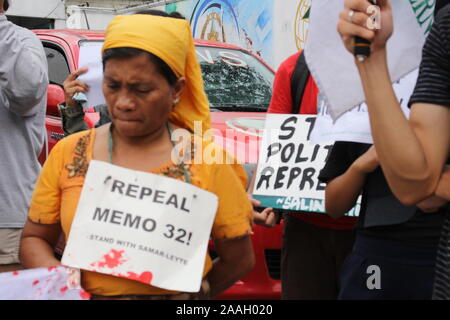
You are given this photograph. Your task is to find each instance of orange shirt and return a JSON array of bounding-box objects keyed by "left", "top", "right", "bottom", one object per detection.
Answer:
[{"left": 28, "top": 129, "right": 253, "bottom": 296}]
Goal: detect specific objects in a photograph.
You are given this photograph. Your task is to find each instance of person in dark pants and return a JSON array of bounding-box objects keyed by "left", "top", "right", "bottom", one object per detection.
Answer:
[
  {"left": 319, "top": 142, "right": 446, "bottom": 299},
  {"left": 336, "top": 0, "right": 450, "bottom": 299}
]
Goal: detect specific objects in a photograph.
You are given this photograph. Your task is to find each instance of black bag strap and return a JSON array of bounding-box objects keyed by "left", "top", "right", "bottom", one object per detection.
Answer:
[{"left": 291, "top": 51, "right": 311, "bottom": 115}]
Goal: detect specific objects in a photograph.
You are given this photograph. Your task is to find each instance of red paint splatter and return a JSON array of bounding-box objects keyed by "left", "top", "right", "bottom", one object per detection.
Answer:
[
  {"left": 47, "top": 266, "right": 57, "bottom": 272},
  {"left": 79, "top": 291, "right": 91, "bottom": 300},
  {"left": 117, "top": 271, "right": 153, "bottom": 284},
  {"left": 12, "top": 271, "right": 19, "bottom": 276},
  {"left": 32, "top": 280, "right": 40, "bottom": 286},
  {"left": 60, "top": 286, "right": 68, "bottom": 293},
  {"left": 91, "top": 249, "right": 127, "bottom": 269}
]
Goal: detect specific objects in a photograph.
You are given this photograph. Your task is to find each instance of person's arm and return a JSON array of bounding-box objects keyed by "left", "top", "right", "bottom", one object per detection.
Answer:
[
  {"left": 59, "top": 102, "right": 89, "bottom": 135},
  {"left": 325, "top": 145, "right": 378, "bottom": 218},
  {"left": 436, "top": 166, "right": 450, "bottom": 200},
  {"left": 206, "top": 162, "right": 255, "bottom": 297},
  {"left": 247, "top": 164, "right": 278, "bottom": 228},
  {"left": 0, "top": 23, "right": 48, "bottom": 116},
  {"left": 358, "top": 59, "right": 450, "bottom": 204},
  {"left": 416, "top": 195, "right": 448, "bottom": 213},
  {"left": 19, "top": 219, "right": 62, "bottom": 268},
  {"left": 207, "top": 236, "right": 255, "bottom": 298},
  {"left": 59, "top": 68, "right": 90, "bottom": 135},
  {"left": 337, "top": 0, "right": 450, "bottom": 204}
]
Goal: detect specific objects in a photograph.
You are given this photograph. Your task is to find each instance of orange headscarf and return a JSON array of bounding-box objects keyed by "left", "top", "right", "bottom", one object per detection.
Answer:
[{"left": 102, "top": 14, "right": 211, "bottom": 133}]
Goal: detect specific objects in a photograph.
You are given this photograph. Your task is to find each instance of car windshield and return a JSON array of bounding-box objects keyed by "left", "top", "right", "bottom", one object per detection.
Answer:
[
  {"left": 81, "top": 40, "right": 274, "bottom": 113},
  {"left": 196, "top": 46, "right": 274, "bottom": 112}
]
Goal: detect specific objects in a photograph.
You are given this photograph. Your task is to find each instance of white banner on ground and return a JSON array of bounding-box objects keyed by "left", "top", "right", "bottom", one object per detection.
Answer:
[
  {"left": 305, "top": 0, "right": 426, "bottom": 120},
  {"left": 252, "top": 114, "right": 360, "bottom": 216},
  {"left": 311, "top": 69, "right": 418, "bottom": 144},
  {"left": 0, "top": 266, "right": 90, "bottom": 300},
  {"left": 62, "top": 160, "right": 218, "bottom": 293}
]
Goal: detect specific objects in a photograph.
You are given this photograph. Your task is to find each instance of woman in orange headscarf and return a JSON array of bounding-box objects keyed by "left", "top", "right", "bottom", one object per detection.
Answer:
[{"left": 19, "top": 15, "right": 254, "bottom": 300}]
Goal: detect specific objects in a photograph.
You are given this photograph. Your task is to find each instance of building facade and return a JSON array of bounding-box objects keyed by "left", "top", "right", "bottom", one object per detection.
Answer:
[{"left": 6, "top": 0, "right": 311, "bottom": 69}]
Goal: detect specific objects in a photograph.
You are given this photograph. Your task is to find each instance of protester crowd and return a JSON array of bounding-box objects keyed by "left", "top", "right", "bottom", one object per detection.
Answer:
[{"left": 1, "top": 0, "right": 450, "bottom": 300}]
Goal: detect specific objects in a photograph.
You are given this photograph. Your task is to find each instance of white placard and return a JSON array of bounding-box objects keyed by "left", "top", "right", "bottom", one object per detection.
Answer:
[
  {"left": 62, "top": 160, "right": 218, "bottom": 292},
  {"left": 77, "top": 42, "right": 106, "bottom": 109},
  {"left": 311, "top": 69, "right": 418, "bottom": 144},
  {"left": 305, "top": 0, "right": 425, "bottom": 120},
  {"left": 252, "top": 114, "right": 359, "bottom": 216}
]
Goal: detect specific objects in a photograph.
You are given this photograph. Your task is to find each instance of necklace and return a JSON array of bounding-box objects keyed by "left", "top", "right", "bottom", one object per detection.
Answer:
[{"left": 107, "top": 123, "right": 191, "bottom": 184}]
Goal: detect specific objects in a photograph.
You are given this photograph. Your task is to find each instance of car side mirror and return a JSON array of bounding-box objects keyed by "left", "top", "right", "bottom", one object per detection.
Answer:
[{"left": 47, "top": 84, "right": 65, "bottom": 117}]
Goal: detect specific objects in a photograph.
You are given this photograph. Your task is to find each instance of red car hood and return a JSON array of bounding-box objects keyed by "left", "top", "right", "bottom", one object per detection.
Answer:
[{"left": 210, "top": 112, "right": 267, "bottom": 164}]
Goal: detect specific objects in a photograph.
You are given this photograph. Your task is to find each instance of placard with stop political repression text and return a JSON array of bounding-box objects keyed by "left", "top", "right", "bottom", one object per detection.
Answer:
[
  {"left": 252, "top": 114, "right": 360, "bottom": 216},
  {"left": 62, "top": 160, "right": 218, "bottom": 292}
]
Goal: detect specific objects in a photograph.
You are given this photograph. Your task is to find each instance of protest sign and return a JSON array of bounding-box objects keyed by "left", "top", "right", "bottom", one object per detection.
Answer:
[
  {"left": 62, "top": 160, "right": 218, "bottom": 292},
  {"left": 311, "top": 69, "right": 418, "bottom": 144},
  {"left": 0, "top": 266, "right": 90, "bottom": 300},
  {"left": 252, "top": 114, "right": 360, "bottom": 216},
  {"left": 77, "top": 41, "right": 105, "bottom": 109},
  {"left": 304, "top": 0, "right": 427, "bottom": 120}
]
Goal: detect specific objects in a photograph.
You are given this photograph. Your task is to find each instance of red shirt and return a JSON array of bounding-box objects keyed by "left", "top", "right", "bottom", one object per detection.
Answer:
[{"left": 268, "top": 51, "right": 356, "bottom": 230}]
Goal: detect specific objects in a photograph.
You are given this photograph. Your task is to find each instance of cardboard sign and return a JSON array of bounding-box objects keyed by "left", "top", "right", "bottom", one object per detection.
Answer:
[
  {"left": 62, "top": 160, "right": 218, "bottom": 292},
  {"left": 252, "top": 114, "right": 360, "bottom": 216},
  {"left": 0, "top": 267, "right": 90, "bottom": 300}
]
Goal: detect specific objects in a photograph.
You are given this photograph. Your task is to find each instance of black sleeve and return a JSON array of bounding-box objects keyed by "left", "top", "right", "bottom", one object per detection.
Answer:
[
  {"left": 58, "top": 102, "right": 89, "bottom": 136},
  {"left": 318, "top": 141, "right": 353, "bottom": 183},
  {"left": 94, "top": 104, "right": 112, "bottom": 127},
  {"left": 409, "top": 6, "right": 450, "bottom": 108}
]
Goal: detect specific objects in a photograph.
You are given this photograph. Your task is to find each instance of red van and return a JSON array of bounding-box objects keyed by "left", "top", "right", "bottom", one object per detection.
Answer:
[{"left": 35, "top": 29, "right": 282, "bottom": 299}]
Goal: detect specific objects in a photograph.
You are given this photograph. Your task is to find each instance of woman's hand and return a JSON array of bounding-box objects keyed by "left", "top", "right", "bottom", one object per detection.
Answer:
[
  {"left": 248, "top": 195, "right": 278, "bottom": 228},
  {"left": 325, "top": 145, "right": 377, "bottom": 218},
  {"left": 337, "top": 0, "right": 393, "bottom": 58},
  {"left": 352, "top": 145, "right": 379, "bottom": 174},
  {"left": 417, "top": 195, "right": 448, "bottom": 213},
  {"left": 63, "top": 67, "right": 90, "bottom": 107},
  {"left": 418, "top": 166, "right": 450, "bottom": 212},
  {"left": 436, "top": 166, "right": 450, "bottom": 201}
]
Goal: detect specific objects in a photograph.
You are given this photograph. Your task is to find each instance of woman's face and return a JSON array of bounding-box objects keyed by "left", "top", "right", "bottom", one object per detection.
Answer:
[{"left": 103, "top": 53, "right": 183, "bottom": 138}]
